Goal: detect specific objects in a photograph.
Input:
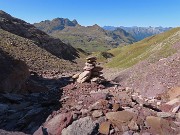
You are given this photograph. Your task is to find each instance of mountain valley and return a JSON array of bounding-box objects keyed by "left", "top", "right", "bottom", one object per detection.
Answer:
[
  {"left": 34, "top": 18, "right": 136, "bottom": 52},
  {"left": 0, "top": 10, "right": 179, "bottom": 135}
]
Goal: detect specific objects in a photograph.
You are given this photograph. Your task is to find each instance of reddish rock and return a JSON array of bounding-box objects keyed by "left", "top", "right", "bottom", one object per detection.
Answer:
[
  {"left": 112, "top": 103, "right": 121, "bottom": 111},
  {"left": 106, "top": 111, "right": 135, "bottom": 131},
  {"left": 98, "top": 121, "right": 111, "bottom": 135},
  {"left": 90, "top": 92, "right": 108, "bottom": 100},
  {"left": 160, "top": 87, "right": 180, "bottom": 101},
  {"left": 159, "top": 104, "right": 173, "bottom": 112},
  {"left": 146, "top": 116, "right": 178, "bottom": 135},
  {"left": 34, "top": 112, "right": 73, "bottom": 135}
]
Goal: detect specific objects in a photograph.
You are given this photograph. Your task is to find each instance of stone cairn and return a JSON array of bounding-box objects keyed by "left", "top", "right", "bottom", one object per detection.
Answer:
[{"left": 72, "top": 56, "right": 106, "bottom": 83}]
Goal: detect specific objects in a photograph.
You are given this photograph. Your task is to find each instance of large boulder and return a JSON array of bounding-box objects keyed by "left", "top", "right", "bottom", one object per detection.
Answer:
[
  {"left": 146, "top": 116, "right": 179, "bottom": 134},
  {"left": 105, "top": 111, "right": 136, "bottom": 131},
  {"left": 61, "top": 116, "right": 97, "bottom": 135},
  {"left": 34, "top": 112, "right": 73, "bottom": 135}
]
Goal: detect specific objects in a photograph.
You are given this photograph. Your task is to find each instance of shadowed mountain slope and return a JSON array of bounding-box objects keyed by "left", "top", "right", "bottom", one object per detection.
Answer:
[
  {"left": 0, "top": 10, "right": 78, "bottom": 60},
  {"left": 0, "top": 10, "right": 82, "bottom": 72},
  {"left": 0, "top": 28, "right": 78, "bottom": 72}
]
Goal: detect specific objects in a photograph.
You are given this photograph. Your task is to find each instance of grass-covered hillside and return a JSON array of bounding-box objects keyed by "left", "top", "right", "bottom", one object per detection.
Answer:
[
  {"left": 106, "top": 27, "right": 180, "bottom": 69},
  {"left": 104, "top": 27, "right": 180, "bottom": 97}
]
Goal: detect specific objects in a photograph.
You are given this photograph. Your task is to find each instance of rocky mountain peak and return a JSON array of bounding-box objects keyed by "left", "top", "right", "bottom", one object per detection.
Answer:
[
  {"left": 0, "top": 10, "right": 11, "bottom": 17},
  {"left": 34, "top": 17, "right": 78, "bottom": 32},
  {"left": 91, "top": 24, "right": 101, "bottom": 29},
  {"left": 72, "top": 19, "right": 78, "bottom": 25}
]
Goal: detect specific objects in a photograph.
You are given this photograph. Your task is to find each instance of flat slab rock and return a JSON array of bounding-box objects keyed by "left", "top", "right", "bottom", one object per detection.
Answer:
[
  {"left": 61, "top": 116, "right": 98, "bottom": 135},
  {"left": 77, "top": 70, "right": 91, "bottom": 83}
]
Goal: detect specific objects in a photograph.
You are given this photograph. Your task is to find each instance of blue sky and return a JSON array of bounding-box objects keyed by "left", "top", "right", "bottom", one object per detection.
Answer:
[{"left": 0, "top": 0, "right": 179, "bottom": 27}]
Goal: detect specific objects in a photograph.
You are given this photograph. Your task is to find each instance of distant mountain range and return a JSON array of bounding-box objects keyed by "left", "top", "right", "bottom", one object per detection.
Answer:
[
  {"left": 103, "top": 26, "right": 172, "bottom": 41},
  {"left": 34, "top": 18, "right": 136, "bottom": 52}
]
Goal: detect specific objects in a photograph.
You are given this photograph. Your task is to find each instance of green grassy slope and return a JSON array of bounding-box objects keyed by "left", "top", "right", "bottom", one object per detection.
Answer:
[{"left": 106, "top": 27, "right": 180, "bottom": 69}]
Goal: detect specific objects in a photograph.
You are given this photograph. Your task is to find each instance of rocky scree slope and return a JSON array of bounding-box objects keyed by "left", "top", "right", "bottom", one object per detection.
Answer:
[
  {"left": 106, "top": 27, "right": 180, "bottom": 97},
  {"left": 1, "top": 75, "right": 179, "bottom": 135},
  {"left": 33, "top": 81, "right": 180, "bottom": 135},
  {"left": 34, "top": 18, "right": 135, "bottom": 52}
]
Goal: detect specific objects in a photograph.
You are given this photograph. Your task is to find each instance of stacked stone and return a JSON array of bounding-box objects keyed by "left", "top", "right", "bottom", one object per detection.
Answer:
[{"left": 73, "top": 56, "right": 105, "bottom": 83}]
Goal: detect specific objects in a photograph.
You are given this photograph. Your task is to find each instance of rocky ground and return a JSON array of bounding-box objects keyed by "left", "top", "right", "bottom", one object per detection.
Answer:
[
  {"left": 0, "top": 70, "right": 180, "bottom": 135},
  {"left": 0, "top": 72, "right": 73, "bottom": 134},
  {"left": 34, "top": 80, "right": 180, "bottom": 135}
]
